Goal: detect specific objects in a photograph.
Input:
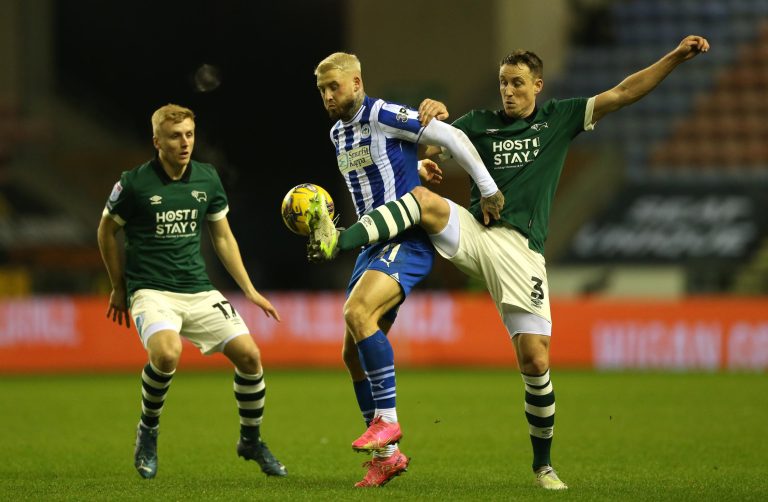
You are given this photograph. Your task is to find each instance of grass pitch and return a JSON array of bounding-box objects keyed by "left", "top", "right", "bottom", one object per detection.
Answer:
[{"left": 1, "top": 369, "right": 766, "bottom": 501}]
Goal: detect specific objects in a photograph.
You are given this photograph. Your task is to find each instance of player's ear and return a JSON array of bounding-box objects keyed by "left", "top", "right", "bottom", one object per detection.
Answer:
[
  {"left": 534, "top": 78, "right": 544, "bottom": 95},
  {"left": 353, "top": 75, "right": 362, "bottom": 92}
]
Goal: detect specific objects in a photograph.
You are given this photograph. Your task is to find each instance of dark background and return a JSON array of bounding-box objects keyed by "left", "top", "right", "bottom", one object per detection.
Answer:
[{"left": 54, "top": 0, "right": 349, "bottom": 290}]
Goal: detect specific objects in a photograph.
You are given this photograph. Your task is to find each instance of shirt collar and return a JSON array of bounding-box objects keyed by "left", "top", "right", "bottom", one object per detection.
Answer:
[
  {"left": 151, "top": 156, "right": 193, "bottom": 185},
  {"left": 498, "top": 106, "right": 539, "bottom": 126}
]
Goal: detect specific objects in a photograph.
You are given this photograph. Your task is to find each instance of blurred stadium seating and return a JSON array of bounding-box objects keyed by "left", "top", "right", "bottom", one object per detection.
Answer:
[
  {"left": 650, "top": 20, "right": 768, "bottom": 178},
  {"left": 551, "top": 0, "right": 768, "bottom": 180},
  {"left": 546, "top": 0, "right": 768, "bottom": 297},
  {"left": 0, "top": 99, "right": 125, "bottom": 295},
  {"left": 0, "top": 0, "right": 766, "bottom": 298}
]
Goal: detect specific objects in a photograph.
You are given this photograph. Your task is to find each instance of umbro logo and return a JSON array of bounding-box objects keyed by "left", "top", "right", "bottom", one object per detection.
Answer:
[
  {"left": 531, "top": 122, "right": 548, "bottom": 131},
  {"left": 485, "top": 129, "right": 499, "bottom": 134},
  {"left": 149, "top": 195, "right": 162, "bottom": 205}
]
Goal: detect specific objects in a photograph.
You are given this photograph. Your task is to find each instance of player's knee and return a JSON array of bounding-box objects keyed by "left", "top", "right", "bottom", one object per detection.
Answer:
[
  {"left": 521, "top": 355, "right": 549, "bottom": 376},
  {"left": 147, "top": 331, "right": 182, "bottom": 371},
  {"left": 150, "top": 349, "right": 181, "bottom": 373},
  {"left": 237, "top": 346, "right": 262, "bottom": 374},
  {"left": 343, "top": 300, "right": 369, "bottom": 336},
  {"left": 341, "top": 342, "right": 358, "bottom": 368},
  {"left": 411, "top": 186, "right": 439, "bottom": 212},
  {"left": 411, "top": 186, "right": 449, "bottom": 232}
]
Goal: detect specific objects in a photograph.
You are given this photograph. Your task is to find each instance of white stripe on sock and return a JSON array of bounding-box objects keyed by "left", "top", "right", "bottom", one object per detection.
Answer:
[
  {"left": 237, "top": 398, "right": 266, "bottom": 409},
  {"left": 521, "top": 370, "right": 550, "bottom": 387},
  {"left": 361, "top": 214, "right": 379, "bottom": 243},
  {"left": 380, "top": 208, "right": 399, "bottom": 238},
  {"left": 141, "top": 389, "right": 165, "bottom": 403},
  {"left": 392, "top": 200, "right": 412, "bottom": 228},
  {"left": 529, "top": 425, "right": 554, "bottom": 439},
  {"left": 525, "top": 402, "right": 556, "bottom": 417},
  {"left": 401, "top": 193, "right": 421, "bottom": 224},
  {"left": 366, "top": 365, "right": 395, "bottom": 376}
]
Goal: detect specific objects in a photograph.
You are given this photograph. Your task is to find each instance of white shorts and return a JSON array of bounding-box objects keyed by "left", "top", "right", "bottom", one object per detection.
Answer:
[
  {"left": 129, "top": 289, "right": 250, "bottom": 355},
  {"left": 430, "top": 200, "right": 552, "bottom": 335}
]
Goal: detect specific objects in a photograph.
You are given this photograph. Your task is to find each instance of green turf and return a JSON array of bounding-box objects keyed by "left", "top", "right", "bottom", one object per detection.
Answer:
[{"left": 1, "top": 369, "right": 766, "bottom": 501}]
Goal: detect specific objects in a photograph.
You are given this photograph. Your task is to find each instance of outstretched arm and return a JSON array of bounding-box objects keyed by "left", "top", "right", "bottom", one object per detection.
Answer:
[
  {"left": 97, "top": 214, "right": 131, "bottom": 328},
  {"left": 592, "top": 35, "right": 709, "bottom": 123},
  {"left": 208, "top": 217, "right": 281, "bottom": 321}
]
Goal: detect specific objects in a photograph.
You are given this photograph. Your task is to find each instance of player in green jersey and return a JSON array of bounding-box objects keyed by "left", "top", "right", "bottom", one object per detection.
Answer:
[
  {"left": 308, "top": 35, "right": 710, "bottom": 490},
  {"left": 97, "top": 104, "right": 287, "bottom": 479}
]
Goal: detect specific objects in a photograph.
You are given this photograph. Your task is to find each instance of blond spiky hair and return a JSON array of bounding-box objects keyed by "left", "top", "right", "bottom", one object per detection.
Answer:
[
  {"left": 314, "top": 52, "right": 361, "bottom": 77},
  {"left": 151, "top": 104, "right": 195, "bottom": 136}
]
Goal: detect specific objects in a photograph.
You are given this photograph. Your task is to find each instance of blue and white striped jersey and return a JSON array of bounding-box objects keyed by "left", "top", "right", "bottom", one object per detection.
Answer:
[{"left": 329, "top": 95, "right": 424, "bottom": 219}]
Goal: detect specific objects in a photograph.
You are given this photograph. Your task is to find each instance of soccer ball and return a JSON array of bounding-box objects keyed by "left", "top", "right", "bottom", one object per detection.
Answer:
[{"left": 280, "top": 183, "right": 335, "bottom": 236}]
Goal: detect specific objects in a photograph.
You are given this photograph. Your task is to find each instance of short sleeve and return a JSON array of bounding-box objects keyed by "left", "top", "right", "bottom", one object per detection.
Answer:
[
  {"left": 584, "top": 96, "right": 596, "bottom": 131},
  {"left": 102, "top": 172, "right": 133, "bottom": 226},
  {"left": 206, "top": 169, "right": 229, "bottom": 221},
  {"left": 551, "top": 98, "right": 590, "bottom": 138}
]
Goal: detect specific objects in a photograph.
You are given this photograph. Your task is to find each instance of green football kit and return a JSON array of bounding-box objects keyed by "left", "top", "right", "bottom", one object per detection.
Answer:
[
  {"left": 103, "top": 158, "right": 229, "bottom": 295},
  {"left": 453, "top": 97, "right": 593, "bottom": 253}
]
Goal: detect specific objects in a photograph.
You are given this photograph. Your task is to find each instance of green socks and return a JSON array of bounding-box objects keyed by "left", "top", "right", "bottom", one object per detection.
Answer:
[{"left": 339, "top": 192, "right": 421, "bottom": 250}]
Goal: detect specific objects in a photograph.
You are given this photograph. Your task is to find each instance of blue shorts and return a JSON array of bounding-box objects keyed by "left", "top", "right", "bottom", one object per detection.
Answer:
[{"left": 346, "top": 230, "right": 435, "bottom": 322}]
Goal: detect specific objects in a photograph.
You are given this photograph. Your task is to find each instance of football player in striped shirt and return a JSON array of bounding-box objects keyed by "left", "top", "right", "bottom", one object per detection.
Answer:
[
  {"left": 312, "top": 52, "right": 503, "bottom": 487},
  {"left": 310, "top": 36, "right": 710, "bottom": 490}
]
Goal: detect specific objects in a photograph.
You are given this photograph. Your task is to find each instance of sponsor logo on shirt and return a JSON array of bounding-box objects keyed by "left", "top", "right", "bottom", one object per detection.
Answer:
[
  {"left": 337, "top": 145, "right": 374, "bottom": 174},
  {"left": 155, "top": 209, "right": 199, "bottom": 237},
  {"left": 491, "top": 137, "right": 541, "bottom": 169}
]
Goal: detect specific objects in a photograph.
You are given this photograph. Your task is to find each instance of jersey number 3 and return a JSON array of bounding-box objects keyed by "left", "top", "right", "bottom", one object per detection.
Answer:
[{"left": 530, "top": 276, "right": 545, "bottom": 308}]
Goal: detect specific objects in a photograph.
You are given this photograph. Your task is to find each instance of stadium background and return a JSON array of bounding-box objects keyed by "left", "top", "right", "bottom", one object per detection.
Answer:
[
  {"left": 2, "top": 2, "right": 768, "bottom": 500},
  {"left": 1, "top": 0, "right": 767, "bottom": 371}
]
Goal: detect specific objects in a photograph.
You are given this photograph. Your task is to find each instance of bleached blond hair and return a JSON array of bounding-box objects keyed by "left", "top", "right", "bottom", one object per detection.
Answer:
[
  {"left": 314, "top": 52, "right": 361, "bottom": 77},
  {"left": 151, "top": 104, "right": 195, "bottom": 136}
]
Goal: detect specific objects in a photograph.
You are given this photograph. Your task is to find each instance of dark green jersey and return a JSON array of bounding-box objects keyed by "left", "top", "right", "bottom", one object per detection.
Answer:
[
  {"left": 453, "top": 98, "right": 591, "bottom": 253},
  {"left": 103, "top": 159, "right": 229, "bottom": 295}
]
